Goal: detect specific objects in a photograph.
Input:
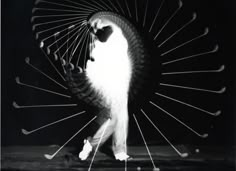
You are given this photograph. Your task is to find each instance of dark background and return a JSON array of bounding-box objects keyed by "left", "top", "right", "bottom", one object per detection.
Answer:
[{"left": 1, "top": 0, "right": 235, "bottom": 148}]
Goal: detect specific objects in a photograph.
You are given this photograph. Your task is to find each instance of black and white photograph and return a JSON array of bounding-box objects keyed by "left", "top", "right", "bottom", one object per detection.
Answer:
[{"left": 1, "top": 0, "right": 235, "bottom": 170}]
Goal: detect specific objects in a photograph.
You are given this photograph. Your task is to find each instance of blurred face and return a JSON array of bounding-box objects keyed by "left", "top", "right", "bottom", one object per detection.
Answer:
[{"left": 87, "top": 18, "right": 128, "bottom": 67}]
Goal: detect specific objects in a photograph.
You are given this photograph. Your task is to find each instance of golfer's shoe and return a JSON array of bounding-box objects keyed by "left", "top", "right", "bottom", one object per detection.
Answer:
[
  {"left": 79, "top": 139, "right": 93, "bottom": 160},
  {"left": 115, "top": 152, "right": 131, "bottom": 161}
]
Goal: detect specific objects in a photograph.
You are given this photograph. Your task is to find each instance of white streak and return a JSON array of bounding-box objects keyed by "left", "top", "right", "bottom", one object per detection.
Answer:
[
  {"left": 133, "top": 114, "right": 158, "bottom": 169},
  {"left": 154, "top": 92, "right": 221, "bottom": 116},
  {"left": 158, "top": 13, "right": 197, "bottom": 47},
  {"left": 44, "top": 116, "right": 97, "bottom": 160},
  {"left": 149, "top": 0, "right": 165, "bottom": 32},
  {"left": 162, "top": 45, "right": 219, "bottom": 65},
  {"left": 21, "top": 111, "right": 86, "bottom": 135},
  {"left": 162, "top": 65, "right": 225, "bottom": 75},
  {"left": 160, "top": 83, "right": 226, "bottom": 94},
  {"left": 161, "top": 28, "right": 209, "bottom": 56},
  {"left": 36, "top": 1, "right": 94, "bottom": 12},
  {"left": 141, "top": 109, "right": 188, "bottom": 158},
  {"left": 149, "top": 102, "right": 209, "bottom": 138},
  {"left": 15, "top": 77, "right": 70, "bottom": 98},
  {"left": 154, "top": 0, "right": 183, "bottom": 40},
  {"left": 88, "top": 119, "right": 111, "bottom": 171},
  {"left": 25, "top": 57, "right": 67, "bottom": 89}
]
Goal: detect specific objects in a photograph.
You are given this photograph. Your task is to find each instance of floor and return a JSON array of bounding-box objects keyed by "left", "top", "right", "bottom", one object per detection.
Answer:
[{"left": 1, "top": 145, "right": 235, "bottom": 171}]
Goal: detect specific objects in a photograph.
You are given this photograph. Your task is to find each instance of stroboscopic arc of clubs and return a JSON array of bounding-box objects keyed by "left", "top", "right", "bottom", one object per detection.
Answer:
[
  {"left": 89, "top": 0, "right": 107, "bottom": 11},
  {"left": 53, "top": 32, "right": 67, "bottom": 74},
  {"left": 52, "top": 24, "right": 87, "bottom": 66},
  {"left": 38, "top": 0, "right": 102, "bottom": 11},
  {"left": 162, "top": 45, "right": 219, "bottom": 65},
  {"left": 115, "top": 0, "right": 125, "bottom": 15},
  {"left": 88, "top": 119, "right": 111, "bottom": 171},
  {"left": 31, "top": 13, "right": 87, "bottom": 23},
  {"left": 104, "top": 0, "right": 118, "bottom": 11},
  {"left": 96, "top": 0, "right": 110, "bottom": 11},
  {"left": 45, "top": 24, "right": 81, "bottom": 55},
  {"left": 66, "top": 25, "right": 71, "bottom": 62},
  {"left": 32, "top": 8, "right": 91, "bottom": 14},
  {"left": 66, "top": 24, "right": 86, "bottom": 63},
  {"left": 162, "top": 65, "right": 225, "bottom": 75},
  {"left": 75, "top": 29, "right": 90, "bottom": 67},
  {"left": 36, "top": 0, "right": 102, "bottom": 12},
  {"left": 114, "top": 1, "right": 123, "bottom": 14},
  {"left": 134, "top": 0, "right": 138, "bottom": 22},
  {"left": 124, "top": 0, "right": 132, "bottom": 18},
  {"left": 44, "top": 116, "right": 97, "bottom": 160},
  {"left": 63, "top": 0, "right": 103, "bottom": 11},
  {"left": 37, "top": 20, "right": 85, "bottom": 43},
  {"left": 96, "top": 0, "right": 113, "bottom": 11},
  {"left": 149, "top": 102, "right": 208, "bottom": 138},
  {"left": 94, "top": 0, "right": 118, "bottom": 14},
  {"left": 143, "top": 0, "right": 149, "bottom": 27},
  {"left": 155, "top": 92, "right": 221, "bottom": 116},
  {"left": 41, "top": 20, "right": 87, "bottom": 55},
  {"left": 154, "top": 0, "right": 183, "bottom": 40},
  {"left": 64, "top": 24, "right": 88, "bottom": 62},
  {"left": 38, "top": 22, "right": 87, "bottom": 75},
  {"left": 28, "top": 0, "right": 221, "bottom": 163},
  {"left": 51, "top": 24, "right": 86, "bottom": 59},
  {"left": 161, "top": 27, "right": 209, "bottom": 56},
  {"left": 52, "top": 25, "right": 86, "bottom": 60},
  {"left": 78, "top": 0, "right": 104, "bottom": 11},
  {"left": 21, "top": 111, "right": 86, "bottom": 135},
  {"left": 140, "top": 109, "right": 189, "bottom": 158},
  {"left": 34, "top": 0, "right": 95, "bottom": 13},
  {"left": 24, "top": 57, "right": 67, "bottom": 90},
  {"left": 158, "top": 12, "right": 197, "bottom": 47},
  {"left": 160, "top": 83, "right": 226, "bottom": 94},
  {"left": 133, "top": 114, "right": 159, "bottom": 170},
  {"left": 40, "top": 46, "right": 66, "bottom": 82},
  {"left": 32, "top": 16, "right": 86, "bottom": 31},
  {"left": 15, "top": 77, "right": 70, "bottom": 98},
  {"left": 35, "top": 18, "right": 85, "bottom": 40},
  {"left": 82, "top": 31, "right": 91, "bottom": 69},
  {"left": 12, "top": 101, "right": 77, "bottom": 109},
  {"left": 107, "top": 0, "right": 119, "bottom": 13},
  {"left": 69, "top": 25, "right": 88, "bottom": 63},
  {"left": 149, "top": 0, "right": 165, "bottom": 33}
]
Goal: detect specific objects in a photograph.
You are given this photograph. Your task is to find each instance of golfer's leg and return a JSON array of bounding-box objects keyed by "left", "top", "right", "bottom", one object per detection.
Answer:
[
  {"left": 113, "top": 109, "right": 129, "bottom": 160},
  {"left": 79, "top": 118, "right": 115, "bottom": 160},
  {"left": 89, "top": 118, "right": 114, "bottom": 147}
]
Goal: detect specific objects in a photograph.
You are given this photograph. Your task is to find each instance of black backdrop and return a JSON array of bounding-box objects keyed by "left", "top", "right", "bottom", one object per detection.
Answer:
[{"left": 1, "top": 0, "right": 235, "bottom": 147}]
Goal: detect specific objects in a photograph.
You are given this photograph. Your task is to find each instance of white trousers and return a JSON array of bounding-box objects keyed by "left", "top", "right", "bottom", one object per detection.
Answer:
[{"left": 89, "top": 104, "right": 129, "bottom": 155}]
